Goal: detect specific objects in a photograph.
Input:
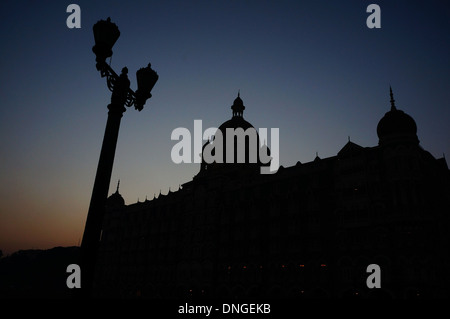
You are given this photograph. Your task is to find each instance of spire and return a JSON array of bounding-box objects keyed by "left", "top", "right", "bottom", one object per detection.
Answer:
[
  {"left": 116, "top": 179, "right": 120, "bottom": 193},
  {"left": 314, "top": 151, "right": 321, "bottom": 162},
  {"left": 390, "top": 86, "right": 397, "bottom": 111}
]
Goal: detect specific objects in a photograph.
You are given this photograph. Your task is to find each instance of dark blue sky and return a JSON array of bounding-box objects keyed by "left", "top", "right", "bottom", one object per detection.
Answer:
[{"left": 0, "top": 0, "right": 449, "bottom": 254}]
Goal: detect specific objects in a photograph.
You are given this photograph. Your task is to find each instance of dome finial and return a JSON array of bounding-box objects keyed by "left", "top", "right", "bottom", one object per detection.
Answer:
[
  {"left": 116, "top": 179, "right": 120, "bottom": 193},
  {"left": 390, "top": 86, "right": 397, "bottom": 111}
]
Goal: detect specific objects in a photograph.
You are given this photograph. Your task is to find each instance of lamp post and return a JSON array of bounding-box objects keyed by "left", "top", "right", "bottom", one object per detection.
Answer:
[{"left": 80, "top": 17, "right": 158, "bottom": 297}]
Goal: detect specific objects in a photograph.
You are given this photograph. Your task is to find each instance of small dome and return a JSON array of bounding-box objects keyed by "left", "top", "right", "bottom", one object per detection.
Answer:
[
  {"left": 377, "top": 109, "right": 417, "bottom": 139},
  {"left": 106, "top": 191, "right": 125, "bottom": 208},
  {"left": 376, "top": 87, "right": 419, "bottom": 146},
  {"left": 106, "top": 180, "right": 125, "bottom": 208},
  {"left": 233, "top": 94, "right": 244, "bottom": 107}
]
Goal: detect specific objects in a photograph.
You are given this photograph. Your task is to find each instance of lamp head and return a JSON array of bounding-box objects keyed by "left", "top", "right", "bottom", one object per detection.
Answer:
[
  {"left": 92, "top": 17, "right": 120, "bottom": 65},
  {"left": 134, "top": 63, "right": 159, "bottom": 111}
]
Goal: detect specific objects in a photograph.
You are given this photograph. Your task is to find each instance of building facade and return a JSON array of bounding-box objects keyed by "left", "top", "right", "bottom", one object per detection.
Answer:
[{"left": 93, "top": 90, "right": 450, "bottom": 298}]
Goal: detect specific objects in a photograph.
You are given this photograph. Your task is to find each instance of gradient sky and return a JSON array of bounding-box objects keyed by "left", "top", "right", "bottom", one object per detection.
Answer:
[{"left": 0, "top": 0, "right": 449, "bottom": 255}]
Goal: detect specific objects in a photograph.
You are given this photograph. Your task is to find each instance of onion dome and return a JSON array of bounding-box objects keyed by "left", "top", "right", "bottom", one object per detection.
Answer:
[{"left": 377, "top": 87, "right": 419, "bottom": 146}]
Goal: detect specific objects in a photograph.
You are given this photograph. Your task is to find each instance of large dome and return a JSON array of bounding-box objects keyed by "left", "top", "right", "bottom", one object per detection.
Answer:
[
  {"left": 199, "top": 93, "right": 270, "bottom": 175},
  {"left": 377, "top": 88, "right": 419, "bottom": 146},
  {"left": 218, "top": 115, "right": 255, "bottom": 132}
]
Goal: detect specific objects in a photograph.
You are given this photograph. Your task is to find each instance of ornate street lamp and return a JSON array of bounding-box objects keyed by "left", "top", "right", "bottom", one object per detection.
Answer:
[{"left": 80, "top": 17, "right": 158, "bottom": 297}]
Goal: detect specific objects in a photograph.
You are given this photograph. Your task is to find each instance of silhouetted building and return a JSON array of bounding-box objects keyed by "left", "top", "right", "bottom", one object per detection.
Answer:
[{"left": 93, "top": 90, "right": 450, "bottom": 298}]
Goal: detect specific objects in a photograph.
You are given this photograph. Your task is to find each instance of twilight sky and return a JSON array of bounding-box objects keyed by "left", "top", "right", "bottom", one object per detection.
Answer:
[{"left": 0, "top": 0, "right": 449, "bottom": 255}]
